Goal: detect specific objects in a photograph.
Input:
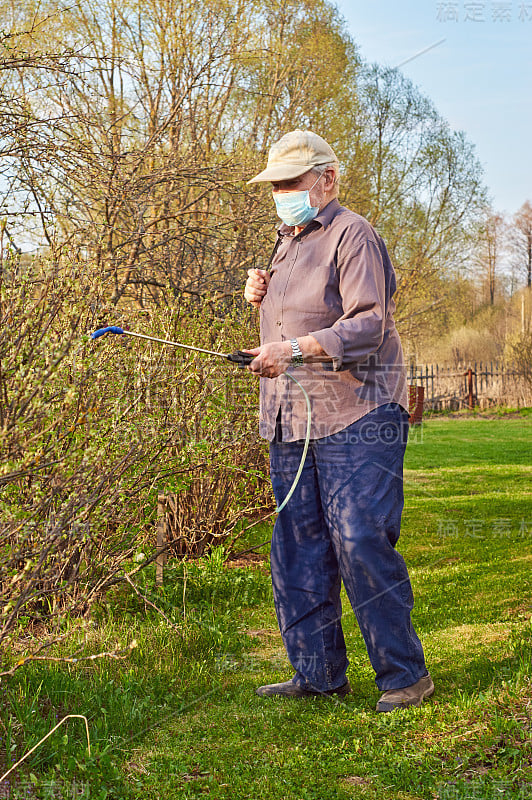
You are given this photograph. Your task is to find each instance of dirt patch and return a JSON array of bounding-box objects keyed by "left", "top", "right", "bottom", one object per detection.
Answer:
[
  {"left": 343, "top": 775, "right": 372, "bottom": 787},
  {"left": 224, "top": 553, "right": 269, "bottom": 570},
  {"left": 430, "top": 622, "right": 512, "bottom": 654},
  {"left": 503, "top": 600, "right": 532, "bottom": 617},
  {"left": 245, "top": 628, "right": 278, "bottom": 639}
]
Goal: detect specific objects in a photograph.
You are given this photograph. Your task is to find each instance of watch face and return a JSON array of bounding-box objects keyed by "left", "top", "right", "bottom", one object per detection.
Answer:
[
  {"left": 290, "top": 339, "right": 303, "bottom": 365},
  {"left": 290, "top": 340, "right": 303, "bottom": 366}
]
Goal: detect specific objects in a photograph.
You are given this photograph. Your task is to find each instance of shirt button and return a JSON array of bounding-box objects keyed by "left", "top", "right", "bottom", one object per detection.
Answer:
[{"left": 276, "top": 321, "right": 282, "bottom": 326}]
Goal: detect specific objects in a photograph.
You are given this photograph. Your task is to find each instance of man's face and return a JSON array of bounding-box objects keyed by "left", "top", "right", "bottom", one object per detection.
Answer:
[
  {"left": 271, "top": 171, "right": 317, "bottom": 194},
  {"left": 271, "top": 168, "right": 334, "bottom": 212}
]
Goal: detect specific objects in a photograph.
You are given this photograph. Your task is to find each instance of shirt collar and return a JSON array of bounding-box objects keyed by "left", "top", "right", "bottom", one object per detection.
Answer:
[
  {"left": 278, "top": 198, "right": 342, "bottom": 237},
  {"left": 315, "top": 198, "right": 341, "bottom": 229}
]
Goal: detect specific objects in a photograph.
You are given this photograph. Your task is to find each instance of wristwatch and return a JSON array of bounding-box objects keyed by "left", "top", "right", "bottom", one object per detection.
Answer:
[{"left": 290, "top": 338, "right": 304, "bottom": 367}]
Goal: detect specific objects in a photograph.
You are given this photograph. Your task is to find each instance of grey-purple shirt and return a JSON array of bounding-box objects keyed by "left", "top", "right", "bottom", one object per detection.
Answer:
[{"left": 258, "top": 198, "right": 408, "bottom": 441}]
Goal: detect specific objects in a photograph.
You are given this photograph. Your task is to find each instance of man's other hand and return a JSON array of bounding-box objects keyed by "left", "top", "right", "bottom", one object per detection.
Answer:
[{"left": 244, "top": 269, "right": 271, "bottom": 308}]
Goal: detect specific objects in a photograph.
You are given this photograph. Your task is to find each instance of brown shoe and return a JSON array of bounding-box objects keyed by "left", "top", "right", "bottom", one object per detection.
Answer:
[
  {"left": 376, "top": 673, "right": 434, "bottom": 712},
  {"left": 256, "top": 679, "right": 352, "bottom": 698}
]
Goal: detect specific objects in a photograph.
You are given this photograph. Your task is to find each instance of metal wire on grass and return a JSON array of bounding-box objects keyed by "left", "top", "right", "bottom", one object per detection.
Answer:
[{"left": 0, "top": 714, "right": 91, "bottom": 786}]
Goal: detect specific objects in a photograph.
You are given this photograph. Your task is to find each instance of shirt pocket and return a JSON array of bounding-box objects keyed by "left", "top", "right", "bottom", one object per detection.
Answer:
[{"left": 285, "top": 263, "right": 342, "bottom": 320}]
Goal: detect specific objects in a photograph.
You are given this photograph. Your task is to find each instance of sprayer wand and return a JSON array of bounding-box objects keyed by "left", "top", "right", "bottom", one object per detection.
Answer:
[
  {"left": 90, "top": 324, "right": 310, "bottom": 513},
  {"left": 90, "top": 326, "right": 255, "bottom": 367}
]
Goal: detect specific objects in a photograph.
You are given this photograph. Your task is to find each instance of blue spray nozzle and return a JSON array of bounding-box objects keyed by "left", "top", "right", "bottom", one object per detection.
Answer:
[{"left": 90, "top": 326, "right": 125, "bottom": 339}]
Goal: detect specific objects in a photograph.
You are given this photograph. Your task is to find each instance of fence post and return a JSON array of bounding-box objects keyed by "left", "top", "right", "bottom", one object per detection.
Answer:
[
  {"left": 409, "top": 385, "right": 424, "bottom": 425},
  {"left": 467, "top": 368, "right": 474, "bottom": 410}
]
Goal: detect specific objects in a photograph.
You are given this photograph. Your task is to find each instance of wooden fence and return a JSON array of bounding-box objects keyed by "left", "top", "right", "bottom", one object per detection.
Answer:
[{"left": 407, "top": 362, "right": 532, "bottom": 410}]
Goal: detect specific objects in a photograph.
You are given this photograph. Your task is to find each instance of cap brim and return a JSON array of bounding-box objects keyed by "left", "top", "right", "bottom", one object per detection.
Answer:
[{"left": 247, "top": 164, "right": 313, "bottom": 184}]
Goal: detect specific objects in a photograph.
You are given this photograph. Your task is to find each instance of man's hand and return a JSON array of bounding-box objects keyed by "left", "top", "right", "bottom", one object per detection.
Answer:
[
  {"left": 244, "top": 268, "right": 271, "bottom": 308},
  {"left": 243, "top": 335, "right": 331, "bottom": 378},
  {"left": 244, "top": 341, "right": 292, "bottom": 378}
]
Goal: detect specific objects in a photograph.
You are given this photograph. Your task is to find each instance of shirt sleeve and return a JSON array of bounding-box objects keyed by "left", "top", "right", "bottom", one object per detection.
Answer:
[{"left": 308, "top": 237, "right": 386, "bottom": 371}]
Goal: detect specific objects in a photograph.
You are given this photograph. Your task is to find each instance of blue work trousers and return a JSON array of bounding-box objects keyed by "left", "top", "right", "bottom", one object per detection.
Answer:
[{"left": 269, "top": 403, "right": 427, "bottom": 692}]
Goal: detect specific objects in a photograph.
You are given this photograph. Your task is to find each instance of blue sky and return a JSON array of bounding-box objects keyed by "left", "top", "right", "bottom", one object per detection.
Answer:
[{"left": 334, "top": 0, "right": 531, "bottom": 217}]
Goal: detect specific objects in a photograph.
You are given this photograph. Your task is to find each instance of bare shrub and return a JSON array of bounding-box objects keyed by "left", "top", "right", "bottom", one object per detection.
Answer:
[
  {"left": 0, "top": 256, "right": 270, "bottom": 672},
  {"left": 505, "top": 330, "right": 532, "bottom": 387}
]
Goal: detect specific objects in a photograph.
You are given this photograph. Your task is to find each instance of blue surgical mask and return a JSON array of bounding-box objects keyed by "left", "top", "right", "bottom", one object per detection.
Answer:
[{"left": 272, "top": 173, "right": 322, "bottom": 227}]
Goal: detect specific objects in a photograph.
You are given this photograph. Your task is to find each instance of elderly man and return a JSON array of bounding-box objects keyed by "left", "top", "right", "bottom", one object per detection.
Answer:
[{"left": 243, "top": 130, "right": 433, "bottom": 712}]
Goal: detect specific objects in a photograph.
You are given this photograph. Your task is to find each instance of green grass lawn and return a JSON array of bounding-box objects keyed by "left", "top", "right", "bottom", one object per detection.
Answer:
[{"left": 1, "top": 417, "right": 531, "bottom": 800}]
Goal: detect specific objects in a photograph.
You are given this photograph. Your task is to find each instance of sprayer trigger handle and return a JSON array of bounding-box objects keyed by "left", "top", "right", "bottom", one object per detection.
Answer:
[{"left": 226, "top": 351, "right": 255, "bottom": 367}]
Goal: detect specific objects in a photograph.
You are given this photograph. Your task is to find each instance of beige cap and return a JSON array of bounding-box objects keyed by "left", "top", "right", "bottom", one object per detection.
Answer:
[{"left": 247, "top": 130, "right": 338, "bottom": 184}]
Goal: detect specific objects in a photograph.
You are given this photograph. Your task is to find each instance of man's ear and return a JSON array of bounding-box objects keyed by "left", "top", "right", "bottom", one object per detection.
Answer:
[{"left": 324, "top": 168, "right": 336, "bottom": 190}]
